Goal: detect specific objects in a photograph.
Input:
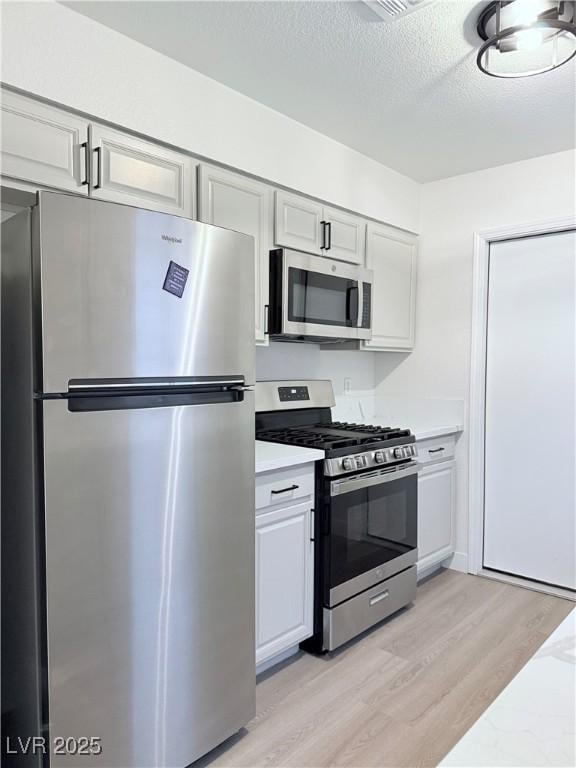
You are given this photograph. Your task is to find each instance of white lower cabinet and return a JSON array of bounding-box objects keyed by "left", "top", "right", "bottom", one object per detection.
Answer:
[
  {"left": 417, "top": 458, "right": 456, "bottom": 575},
  {"left": 255, "top": 466, "right": 315, "bottom": 668}
]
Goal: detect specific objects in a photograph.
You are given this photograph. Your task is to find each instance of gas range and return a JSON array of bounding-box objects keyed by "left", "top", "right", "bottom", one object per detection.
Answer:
[
  {"left": 256, "top": 422, "right": 417, "bottom": 476},
  {"left": 256, "top": 380, "right": 419, "bottom": 653}
]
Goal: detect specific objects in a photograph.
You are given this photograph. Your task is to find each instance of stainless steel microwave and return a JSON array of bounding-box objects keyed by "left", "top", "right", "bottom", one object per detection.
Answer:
[{"left": 268, "top": 249, "right": 373, "bottom": 342}]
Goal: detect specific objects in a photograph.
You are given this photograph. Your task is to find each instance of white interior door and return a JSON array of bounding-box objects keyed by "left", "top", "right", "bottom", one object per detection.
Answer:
[{"left": 484, "top": 231, "right": 576, "bottom": 590}]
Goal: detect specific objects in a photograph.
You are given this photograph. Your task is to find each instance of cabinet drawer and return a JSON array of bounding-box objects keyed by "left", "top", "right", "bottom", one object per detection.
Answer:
[
  {"left": 417, "top": 435, "right": 456, "bottom": 465},
  {"left": 256, "top": 464, "right": 315, "bottom": 511}
]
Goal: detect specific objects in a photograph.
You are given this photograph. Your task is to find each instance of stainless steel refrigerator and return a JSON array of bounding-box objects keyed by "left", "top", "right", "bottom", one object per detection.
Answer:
[{"left": 2, "top": 192, "right": 256, "bottom": 767}]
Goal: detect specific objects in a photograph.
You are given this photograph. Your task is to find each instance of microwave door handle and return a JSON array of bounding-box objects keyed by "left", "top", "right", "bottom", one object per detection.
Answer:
[
  {"left": 347, "top": 285, "right": 359, "bottom": 327},
  {"left": 357, "top": 281, "right": 364, "bottom": 328}
]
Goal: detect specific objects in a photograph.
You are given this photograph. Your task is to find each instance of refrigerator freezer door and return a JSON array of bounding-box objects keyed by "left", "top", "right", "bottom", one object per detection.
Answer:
[
  {"left": 41, "top": 395, "right": 255, "bottom": 768},
  {"left": 36, "top": 192, "right": 255, "bottom": 394}
]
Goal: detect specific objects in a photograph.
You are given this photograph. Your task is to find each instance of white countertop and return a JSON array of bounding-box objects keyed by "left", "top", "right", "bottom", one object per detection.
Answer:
[
  {"left": 255, "top": 440, "right": 324, "bottom": 474},
  {"left": 333, "top": 394, "right": 465, "bottom": 442},
  {"left": 441, "top": 608, "right": 576, "bottom": 767},
  {"left": 336, "top": 417, "right": 463, "bottom": 442},
  {"left": 411, "top": 424, "right": 464, "bottom": 440}
]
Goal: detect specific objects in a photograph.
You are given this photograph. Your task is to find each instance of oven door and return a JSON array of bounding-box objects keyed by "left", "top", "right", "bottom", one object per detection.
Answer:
[
  {"left": 325, "top": 462, "right": 418, "bottom": 607},
  {"left": 280, "top": 251, "right": 372, "bottom": 340}
]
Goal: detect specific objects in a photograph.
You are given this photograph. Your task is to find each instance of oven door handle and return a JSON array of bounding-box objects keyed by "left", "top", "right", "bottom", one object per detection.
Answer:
[{"left": 330, "top": 462, "right": 418, "bottom": 496}]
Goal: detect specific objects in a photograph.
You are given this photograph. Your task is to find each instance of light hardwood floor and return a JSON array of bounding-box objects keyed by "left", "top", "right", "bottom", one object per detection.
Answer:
[{"left": 197, "top": 570, "right": 573, "bottom": 768}]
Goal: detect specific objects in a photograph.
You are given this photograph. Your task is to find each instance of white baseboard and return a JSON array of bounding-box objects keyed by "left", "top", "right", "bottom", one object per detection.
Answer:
[
  {"left": 446, "top": 551, "right": 469, "bottom": 573},
  {"left": 256, "top": 644, "right": 300, "bottom": 676},
  {"left": 417, "top": 562, "right": 444, "bottom": 581},
  {"left": 478, "top": 568, "right": 576, "bottom": 601}
]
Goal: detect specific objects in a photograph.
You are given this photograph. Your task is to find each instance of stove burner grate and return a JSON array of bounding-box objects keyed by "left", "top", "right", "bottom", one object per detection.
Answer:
[{"left": 256, "top": 421, "right": 412, "bottom": 452}]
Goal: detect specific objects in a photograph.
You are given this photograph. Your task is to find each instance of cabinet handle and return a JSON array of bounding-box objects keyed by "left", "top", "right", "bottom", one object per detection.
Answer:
[
  {"left": 270, "top": 484, "right": 299, "bottom": 495},
  {"left": 92, "top": 146, "right": 102, "bottom": 190},
  {"left": 320, "top": 221, "right": 327, "bottom": 249},
  {"left": 80, "top": 142, "right": 89, "bottom": 186},
  {"left": 264, "top": 304, "right": 269, "bottom": 335},
  {"left": 428, "top": 447, "right": 445, "bottom": 454},
  {"left": 310, "top": 508, "right": 315, "bottom": 542},
  {"left": 326, "top": 221, "right": 332, "bottom": 251}
]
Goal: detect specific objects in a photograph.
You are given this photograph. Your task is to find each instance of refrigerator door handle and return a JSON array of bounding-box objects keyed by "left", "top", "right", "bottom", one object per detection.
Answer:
[
  {"left": 67, "top": 388, "right": 251, "bottom": 413},
  {"left": 67, "top": 376, "right": 247, "bottom": 394}
]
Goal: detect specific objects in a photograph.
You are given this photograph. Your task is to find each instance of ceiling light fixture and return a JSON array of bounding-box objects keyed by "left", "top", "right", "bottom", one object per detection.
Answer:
[{"left": 476, "top": 0, "right": 576, "bottom": 77}]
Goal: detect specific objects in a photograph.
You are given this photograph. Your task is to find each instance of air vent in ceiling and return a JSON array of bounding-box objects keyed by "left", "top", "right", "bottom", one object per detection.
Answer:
[{"left": 363, "top": 0, "right": 437, "bottom": 22}]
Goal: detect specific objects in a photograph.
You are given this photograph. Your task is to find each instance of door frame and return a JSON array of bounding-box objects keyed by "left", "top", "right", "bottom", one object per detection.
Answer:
[{"left": 468, "top": 216, "right": 576, "bottom": 578}]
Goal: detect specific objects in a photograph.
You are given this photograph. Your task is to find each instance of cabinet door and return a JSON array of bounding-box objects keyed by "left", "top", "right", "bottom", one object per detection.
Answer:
[
  {"left": 323, "top": 206, "right": 365, "bottom": 264},
  {"left": 1, "top": 90, "right": 89, "bottom": 194},
  {"left": 90, "top": 124, "right": 195, "bottom": 217},
  {"left": 274, "top": 190, "right": 323, "bottom": 255},
  {"left": 417, "top": 460, "right": 456, "bottom": 573},
  {"left": 362, "top": 223, "right": 418, "bottom": 351},
  {"left": 255, "top": 501, "right": 314, "bottom": 664},
  {"left": 198, "top": 164, "right": 271, "bottom": 345}
]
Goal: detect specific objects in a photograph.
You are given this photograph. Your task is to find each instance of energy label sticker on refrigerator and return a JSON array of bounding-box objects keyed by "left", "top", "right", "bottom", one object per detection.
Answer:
[{"left": 163, "top": 260, "right": 189, "bottom": 298}]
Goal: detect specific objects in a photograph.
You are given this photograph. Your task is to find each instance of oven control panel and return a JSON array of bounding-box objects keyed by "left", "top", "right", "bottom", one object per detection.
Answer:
[
  {"left": 325, "top": 443, "right": 417, "bottom": 477},
  {"left": 278, "top": 386, "right": 310, "bottom": 402}
]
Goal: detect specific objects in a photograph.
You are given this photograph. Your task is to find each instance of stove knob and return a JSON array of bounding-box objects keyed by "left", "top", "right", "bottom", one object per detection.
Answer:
[
  {"left": 403, "top": 447, "right": 411, "bottom": 458},
  {"left": 374, "top": 450, "right": 385, "bottom": 464},
  {"left": 342, "top": 457, "right": 355, "bottom": 471},
  {"left": 393, "top": 447, "right": 404, "bottom": 459}
]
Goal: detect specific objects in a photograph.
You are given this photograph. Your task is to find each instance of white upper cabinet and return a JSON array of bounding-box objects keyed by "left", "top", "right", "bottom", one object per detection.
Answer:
[
  {"left": 274, "top": 190, "right": 324, "bottom": 255},
  {"left": 362, "top": 222, "right": 418, "bottom": 351},
  {"left": 0, "top": 90, "right": 89, "bottom": 194},
  {"left": 322, "top": 205, "right": 365, "bottom": 264},
  {"left": 90, "top": 124, "right": 196, "bottom": 217},
  {"left": 275, "top": 190, "right": 365, "bottom": 264},
  {"left": 198, "top": 164, "right": 272, "bottom": 345}
]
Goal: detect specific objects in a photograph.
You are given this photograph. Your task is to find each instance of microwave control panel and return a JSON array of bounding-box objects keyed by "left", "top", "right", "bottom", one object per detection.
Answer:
[{"left": 362, "top": 283, "right": 372, "bottom": 329}]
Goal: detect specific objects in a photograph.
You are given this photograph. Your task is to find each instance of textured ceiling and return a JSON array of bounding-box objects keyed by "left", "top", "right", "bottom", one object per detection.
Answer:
[{"left": 63, "top": 0, "right": 576, "bottom": 182}]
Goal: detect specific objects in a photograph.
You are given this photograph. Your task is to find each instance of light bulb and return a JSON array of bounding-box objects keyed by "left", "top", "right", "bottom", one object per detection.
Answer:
[
  {"left": 512, "top": 0, "right": 543, "bottom": 26},
  {"left": 515, "top": 28, "right": 545, "bottom": 49}
]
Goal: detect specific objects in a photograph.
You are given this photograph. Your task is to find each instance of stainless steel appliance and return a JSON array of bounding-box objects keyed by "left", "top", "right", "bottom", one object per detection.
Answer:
[
  {"left": 256, "top": 380, "right": 417, "bottom": 652},
  {"left": 2, "top": 192, "right": 256, "bottom": 768},
  {"left": 268, "top": 249, "right": 373, "bottom": 342}
]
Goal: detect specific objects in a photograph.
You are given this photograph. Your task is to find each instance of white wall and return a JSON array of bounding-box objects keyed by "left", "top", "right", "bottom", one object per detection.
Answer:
[
  {"left": 257, "top": 343, "right": 376, "bottom": 396},
  {"left": 375, "top": 149, "right": 576, "bottom": 569},
  {"left": 0, "top": 0, "right": 420, "bottom": 233}
]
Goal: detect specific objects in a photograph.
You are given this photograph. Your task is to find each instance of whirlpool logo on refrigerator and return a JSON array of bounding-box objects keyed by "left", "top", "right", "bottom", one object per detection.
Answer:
[{"left": 161, "top": 234, "right": 182, "bottom": 244}]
